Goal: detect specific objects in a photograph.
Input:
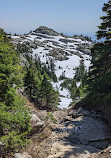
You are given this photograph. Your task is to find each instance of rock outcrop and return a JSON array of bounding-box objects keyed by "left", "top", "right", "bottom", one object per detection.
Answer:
[{"left": 34, "top": 26, "right": 60, "bottom": 36}]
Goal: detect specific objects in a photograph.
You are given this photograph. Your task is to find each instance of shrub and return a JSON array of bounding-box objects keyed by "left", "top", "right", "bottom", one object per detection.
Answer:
[{"left": 0, "top": 96, "right": 31, "bottom": 151}]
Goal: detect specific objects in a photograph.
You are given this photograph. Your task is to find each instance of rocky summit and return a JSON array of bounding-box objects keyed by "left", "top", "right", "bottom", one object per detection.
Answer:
[{"left": 34, "top": 26, "right": 60, "bottom": 36}]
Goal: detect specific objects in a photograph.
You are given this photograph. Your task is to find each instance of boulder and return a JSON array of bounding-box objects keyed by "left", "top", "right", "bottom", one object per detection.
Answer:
[
  {"left": 31, "top": 121, "right": 45, "bottom": 134},
  {"left": 31, "top": 113, "right": 41, "bottom": 123},
  {"left": 13, "top": 152, "right": 32, "bottom": 158},
  {"left": 30, "top": 113, "right": 45, "bottom": 135}
]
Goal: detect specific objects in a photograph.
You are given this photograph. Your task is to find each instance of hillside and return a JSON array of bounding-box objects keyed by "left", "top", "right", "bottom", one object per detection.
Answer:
[
  {"left": 0, "top": 0, "right": 111, "bottom": 157},
  {"left": 11, "top": 26, "right": 93, "bottom": 109},
  {"left": 0, "top": 25, "right": 111, "bottom": 158}
]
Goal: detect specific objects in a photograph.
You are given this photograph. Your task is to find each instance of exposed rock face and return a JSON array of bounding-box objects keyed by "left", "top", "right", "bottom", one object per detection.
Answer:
[
  {"left": 49, "top": 48, "right": 69, "bottom": 60},
  {"left": 59, "top": 38, "right": 76, "bottom": 44},
  {"left": 34, "top": 26, "right": 60, "bottom": 36},
  {"left": 13, "top": 152, "right": 32, "bottom": 158},
  {"left": 31, "top": 32, "right": 53, "bottom": 39}
]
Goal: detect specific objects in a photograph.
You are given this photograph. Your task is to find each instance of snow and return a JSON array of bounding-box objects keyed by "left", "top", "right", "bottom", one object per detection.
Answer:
[
  {"left": 58, "top": 97, "right": 72, "bottom": 109},
  {"left": 52, "top": 81, "right": 73, "bottom": 109},
  {"left": 55, "top": 55, "right": 80, "bottom": 79},
  {"left": 76, "top": 82, "right": 81, "bottom": 88},
  {"left": 29, "top": 34, "right": 92, "bottom": 109},
  {"left": 60, "top": 88, "right": 70, "bottom": 97},
  {"left": 12, "top": 35, "right": 20, "bottom": 39},
  {"left": 32, "top": 47, "right": 51, "bottom": 63},
  {"left": 12, "top": 31, "right": 92, "bottom": 109}
]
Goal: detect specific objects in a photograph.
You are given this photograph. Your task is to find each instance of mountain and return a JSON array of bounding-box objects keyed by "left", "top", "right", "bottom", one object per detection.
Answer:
[{"left": 11, "top": 26, "right": 93, "bottom": 108}]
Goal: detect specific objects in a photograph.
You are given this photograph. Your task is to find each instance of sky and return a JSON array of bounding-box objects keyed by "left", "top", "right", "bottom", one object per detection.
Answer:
[{"left": 0, "top": 0, "right": 108, "bottom": 39}]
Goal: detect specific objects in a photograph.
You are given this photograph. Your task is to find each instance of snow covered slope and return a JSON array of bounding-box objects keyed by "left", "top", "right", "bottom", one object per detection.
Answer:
[{"left": 12, "top": 26, "right": 93, "bottom": 109}]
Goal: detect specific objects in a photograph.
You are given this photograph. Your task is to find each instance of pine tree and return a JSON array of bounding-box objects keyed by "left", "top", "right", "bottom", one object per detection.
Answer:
[
  {"left": 70, "top": 80, "right": 77, "bottom": 99},
  {"left": 86, "top": 1, "right": 111, "bottom": 105},
  {"left": 39, "top": 74, "right": 58, "bottom": 111},
  {"left": 0, "top": 28, "right": 30, "bottom": 151},
  {"left": 97, "top": 1, "right": 111, "bottom": 40},
  {"left": 24, "top": 57, "right": 39, "bottom": 101},
  {"left": 74, "top": 59, "right": 85, "bottom": 82},
  {"left": 0, "top": 29, "right": 22, "bottom": 105}
]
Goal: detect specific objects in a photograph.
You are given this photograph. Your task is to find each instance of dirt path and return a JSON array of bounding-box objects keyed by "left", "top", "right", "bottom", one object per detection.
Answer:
[
  {"left": 23, "top": 99, "right": 111, "bottom": 158},
  {"left": 48, "top": 108, "right": 111, "bottom": 158}
]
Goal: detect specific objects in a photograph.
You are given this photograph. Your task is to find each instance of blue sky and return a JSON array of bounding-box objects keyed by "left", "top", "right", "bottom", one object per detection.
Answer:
[{"left": 0, "top": 0, "right": 108, "bottom": 38}]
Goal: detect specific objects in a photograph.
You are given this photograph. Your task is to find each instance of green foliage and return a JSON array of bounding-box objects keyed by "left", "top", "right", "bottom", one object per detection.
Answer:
[
  {"left": 60, "top": 78, "right": 72, "bottom": 90},
  {"left": 96, "top": 1, "right": 111, "bottom": 40},
  {"left": 46, "top": 112, "right": 57, "bottom": 123},
  {"left": 59, "top": 72, "right": 66, "bottom": 80},
  {"left": 38, "top": 74, "right": 59, "bottom": 111},
  {"left": 74, "top": 59, "right": 86, "bottom": 82},
  {"left": 84, "top": 36, "right": 92, "bottom": 42},
  {"left": 17, "top": 42, "right": 32, "bottom": 54},
  {"left": 24, "top": 55, "right": 59, "bottom": 111},
  {"left": 0, "top": 30, "right": 23, "bottom": 105},
  {"left": 84, "top": 1, "right": 111, "bottom": 107},
  {"left": 0, "top": 28, "right": 31, "bottom": 152},
  {"left": 0, "top": 95, "right": 31, "bottom": 150},
  {"left": 44, "top": 59, "right": 57, "bottom": 82},
  {"left": 59, "top": 59, "right": 87, "bottom": 102},
  {"left": 1, "top": 132, "right": 29, "bottom": 149}
]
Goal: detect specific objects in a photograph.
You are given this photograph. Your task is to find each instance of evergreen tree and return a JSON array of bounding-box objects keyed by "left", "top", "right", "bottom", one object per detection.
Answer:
[
  {"left": 70, "top": 80, "right": 77, "bottom": 99},
  {"left": 0, "top": 28, "right": 30, "bottom": 151},
  {"left": 74, "top": 59, "right": 85, "bottom": 82},
  {"left": 0, "top": 29, "right": 22, "bottom": 105},
  {"left": 38, "top": 74, "right": 58, "bottom": 111},
  {"left": 24, "top": 55, "right": 58, "bottom": 110},
  {"left": 49, "top": 59, "right": 57, "bottom": 82},
  {"left": 24, "top": 67, "right": 36, "bottom": 100},
  {"left": 24, "top": 56, "right": 40, "bottom": 101},
  {"left": 86, "top": 1, "right": 111, "bottom": 105},
  {"left": 50, "top": 59, "right": 55, "bottom": 72},
  {"left": 97, "top": 1, "right": 111, "bottom": 40}
]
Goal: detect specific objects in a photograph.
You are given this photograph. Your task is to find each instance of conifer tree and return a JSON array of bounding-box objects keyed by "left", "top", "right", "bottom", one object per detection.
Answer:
[
  {"left": 74, "top": 59, "right": 85, "bottom": 82},
  {"left": 24, "top": 57, "right": 39, "bottom": 101},
  {"left": 97, "top": 1, "right": 111, "bottom": 40},
  {"left": 0, "top": 28, "right": 31, "bottom": 151},
  {"left": 86, "top": 1, "right": 111, "bottom": 104},
  {"left": 39, "top": 74, "right": 58, "bottom": 111},
  {"left": 0, "top": 29, "right": 22, "bottom": 105}
]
